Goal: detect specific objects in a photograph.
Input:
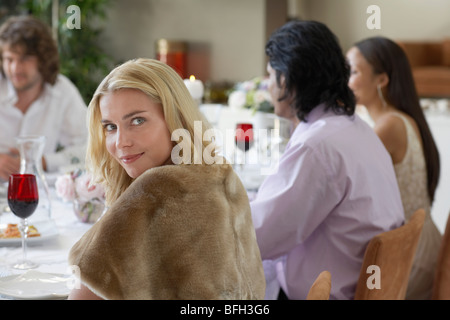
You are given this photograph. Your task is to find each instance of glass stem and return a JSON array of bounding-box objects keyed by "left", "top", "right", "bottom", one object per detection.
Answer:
[{"left": 20, "top": 218, "right": 29, "bottom": 262}]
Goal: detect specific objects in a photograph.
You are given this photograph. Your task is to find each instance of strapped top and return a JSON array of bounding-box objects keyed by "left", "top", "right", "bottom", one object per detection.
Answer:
[
  {"left": 391, "top": 112, "right": 430, "bottom": 221},
  {"left": 390, "top": 113, "right": 442, "bottom": 298}
]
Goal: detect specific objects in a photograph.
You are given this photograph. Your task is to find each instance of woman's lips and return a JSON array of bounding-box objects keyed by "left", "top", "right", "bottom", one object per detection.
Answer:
[{"left": 120, "top": 153, "right": 143, "bottom": 164}]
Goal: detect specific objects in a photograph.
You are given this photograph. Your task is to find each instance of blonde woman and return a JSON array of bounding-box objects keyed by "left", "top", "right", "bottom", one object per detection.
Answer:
[{"left": 68, "top": 58, "right": 265, "bottom": 300}]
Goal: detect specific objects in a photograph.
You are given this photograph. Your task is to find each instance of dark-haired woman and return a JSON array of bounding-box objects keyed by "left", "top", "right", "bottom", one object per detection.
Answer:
[
  {"left": 250, "top": 20, "right": 404, "bottom": 300},
  {"left": 347, "top": 36, "right": 441, "bottom": 300}
]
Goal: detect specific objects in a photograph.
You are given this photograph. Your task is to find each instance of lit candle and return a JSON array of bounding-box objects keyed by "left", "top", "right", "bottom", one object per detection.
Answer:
[{"left": 184, "top": 75, "right": 204, "bottom": 101}]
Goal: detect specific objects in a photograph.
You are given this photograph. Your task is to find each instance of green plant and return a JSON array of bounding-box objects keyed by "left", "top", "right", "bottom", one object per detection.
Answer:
[
  {"left": 20, "top": 0, "right": 115, "bottom": 104},
  {"left": 0, "top": 1, "right": 22, "bottom": 24}
]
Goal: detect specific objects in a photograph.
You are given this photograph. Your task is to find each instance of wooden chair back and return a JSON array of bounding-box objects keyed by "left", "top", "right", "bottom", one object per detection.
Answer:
[
  {"left": 306, "top": 270, "right": 332, "bottom": 300},
  {"left": 354, "top": 209, "right": 425, "bottom": 300}
]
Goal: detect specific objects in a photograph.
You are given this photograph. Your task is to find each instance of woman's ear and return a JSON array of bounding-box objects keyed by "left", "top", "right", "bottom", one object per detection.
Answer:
[{"left": 377, "top": 72, "right": 389, "bottom": 88}]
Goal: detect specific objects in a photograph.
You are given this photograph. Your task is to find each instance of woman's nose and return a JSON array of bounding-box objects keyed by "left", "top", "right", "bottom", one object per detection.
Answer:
[{"left": 115, "top": 128, "right": 133, "bottom": 149}]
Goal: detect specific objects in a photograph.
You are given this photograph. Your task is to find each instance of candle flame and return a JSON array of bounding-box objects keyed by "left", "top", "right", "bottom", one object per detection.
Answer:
[{"left": 189, "top": 75, "right": 196, "bottom": 81}]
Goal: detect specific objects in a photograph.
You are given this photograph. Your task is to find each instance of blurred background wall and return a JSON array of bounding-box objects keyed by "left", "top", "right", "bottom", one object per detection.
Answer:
[{"left": 99, "top": 0, "right": 450, "bottom": 82}]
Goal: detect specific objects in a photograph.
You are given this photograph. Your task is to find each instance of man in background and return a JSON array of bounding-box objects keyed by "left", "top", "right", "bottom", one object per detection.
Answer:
[
  {"left": 0, "top": 15, "right": 87, "bottom": 180},
  {"left": 250, "top": 20, "right": 404, "bottom": 300}
]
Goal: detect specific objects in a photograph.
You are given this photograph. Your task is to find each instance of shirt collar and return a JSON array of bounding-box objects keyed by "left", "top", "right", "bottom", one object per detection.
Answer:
[
  {"left": 304, "top": 103, "right": 329, "bottom": 123},
  {"left": 42, "top": 79, "right": 60, "bottom": 98},
  {"left": 292, "top": 103, "right": 328, "bottom": 135}
]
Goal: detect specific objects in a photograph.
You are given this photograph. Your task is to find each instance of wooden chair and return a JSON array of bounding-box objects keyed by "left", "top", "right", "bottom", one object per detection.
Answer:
[
  {"left": 432, "top": 209, "right": 450, "bottom": 300},
  {"left": 354, "top": 208, "right": 425, "bottom": 300},
  {"left": 306, "top": 271, "right": 332, "bottom": 300}
]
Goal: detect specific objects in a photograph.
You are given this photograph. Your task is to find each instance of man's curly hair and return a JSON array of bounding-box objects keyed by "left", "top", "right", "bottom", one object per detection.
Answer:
[
  {"left": 265, "top": 20, "right": 355, "bottom": 122},
  {"left": 0, "top": 15, "right": 59, "bottom": 85}
]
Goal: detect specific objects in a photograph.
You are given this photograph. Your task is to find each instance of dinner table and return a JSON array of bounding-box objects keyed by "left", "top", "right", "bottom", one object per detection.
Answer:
[
  {"left": 0, "top": 165, "right": 267, "bottom": 300},
  {"left": 1, "top": 103, "right": 447, "bottom": 300},
  {"left": 0, "top": 175, "right": 93, "bottom": 299}
]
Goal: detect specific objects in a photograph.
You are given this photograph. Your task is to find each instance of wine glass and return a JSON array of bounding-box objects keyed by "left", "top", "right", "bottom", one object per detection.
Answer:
[
  {"left": 234, "top": 123, "right": 254, "bottom": 170},
  {"left": 8, "top": 173, "right": 39, "bottom": 269}
]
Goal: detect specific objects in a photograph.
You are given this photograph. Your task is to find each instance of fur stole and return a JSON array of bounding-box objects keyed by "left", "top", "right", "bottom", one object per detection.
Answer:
[{"left": 68, "top": 163, "right": 265, "bottom": 300}]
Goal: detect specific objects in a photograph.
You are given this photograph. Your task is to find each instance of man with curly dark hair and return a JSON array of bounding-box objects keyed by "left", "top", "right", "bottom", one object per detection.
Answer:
[
  {"left": 250, "top": 20, "right": 405, "bottom": 300},
  {"left": 0, "top": 15, "right": 87, "bottom": 180}
]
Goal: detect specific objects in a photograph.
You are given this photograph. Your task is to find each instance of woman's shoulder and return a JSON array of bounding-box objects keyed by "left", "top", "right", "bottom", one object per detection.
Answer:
[
  {"left": 374, "top": 111, "right": 411, "bottom": 162},
  {"left": 130, "top": 163, "right": 238, "bottom": 194},
  {"left": 376, "top": 110, "right": 405, "bottom": 126},
  {"left": 138, "top": 162, "right": 233, "bottom": 181},
  {"left": 374, "top": 111, "right": 407, "bottom": 137}
]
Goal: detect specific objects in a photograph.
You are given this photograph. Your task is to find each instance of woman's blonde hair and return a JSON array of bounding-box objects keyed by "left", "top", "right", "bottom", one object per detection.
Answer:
[{"left": 86, "top": 58, "right": 216, "bottom": 205}]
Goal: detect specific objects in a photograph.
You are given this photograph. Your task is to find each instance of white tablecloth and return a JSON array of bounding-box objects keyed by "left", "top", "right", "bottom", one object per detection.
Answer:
[
  {"left": 0, "top": 184, "right": 93, "bottom": 298},
  {"left": 201, "top": 104, "right": 291, "bottom": 192}
]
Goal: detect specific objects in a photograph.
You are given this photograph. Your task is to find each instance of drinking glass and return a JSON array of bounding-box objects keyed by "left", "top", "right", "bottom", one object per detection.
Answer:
[
  {"left": 8, "top": 174, "right": 39, "bottom": 269},
  {"left": 16, "top": 135, "right": 51, "bottom": 220},
  {"left": 234, "top": 123, "right": 254, "bottom": 170}
]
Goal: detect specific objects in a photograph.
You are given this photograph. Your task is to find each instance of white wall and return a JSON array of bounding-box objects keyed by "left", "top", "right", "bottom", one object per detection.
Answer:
[
  {"left": 302, "top": 0, "right": 450, "bottom": 51},
  {"left": 100, "top": 0, "right": 450, "bottom": 81},
  {"left": 100, "top": 0, "right": 266, "bottom": 83},
  {"left": 426, "top": 111, "right": 450, "bottom": 234}
]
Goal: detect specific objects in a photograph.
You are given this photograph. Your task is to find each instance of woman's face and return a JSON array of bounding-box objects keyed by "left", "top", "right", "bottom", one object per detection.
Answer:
[
  {"left": 346, "top": 47, "right": 379, "bottom": 106},
  {"left": 100, "top": 88, "right": 173, "bottom": 179}
]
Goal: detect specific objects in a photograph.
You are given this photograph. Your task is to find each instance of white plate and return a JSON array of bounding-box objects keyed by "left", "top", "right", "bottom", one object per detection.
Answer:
[
  {"left": 0, "top": 270, "right": 71, "bottom": 299},
  {"left": 0, "top": 220, "right": 58, "bottom": 245}
]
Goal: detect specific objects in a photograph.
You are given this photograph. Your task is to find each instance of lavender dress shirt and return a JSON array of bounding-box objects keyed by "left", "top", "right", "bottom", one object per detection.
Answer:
[{"left": 251, "top": 104, "right": 404, "bottom": 300}]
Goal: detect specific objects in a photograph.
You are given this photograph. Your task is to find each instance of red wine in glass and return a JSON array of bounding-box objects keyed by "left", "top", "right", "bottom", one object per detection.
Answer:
[
  {"left": 235, "top": 123, "right": 254, "bottom": 152},
  {"left": 8, "top": 199, "right": 39, "bottom": 219},
  {"left": 235, "top": 123, "right": 254, "bottom": 168},
  {"left": 8, "top": 173, "right": 39, "bottom": 269}
]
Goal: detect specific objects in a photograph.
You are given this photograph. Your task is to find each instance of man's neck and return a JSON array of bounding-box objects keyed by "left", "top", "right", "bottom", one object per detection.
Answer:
[{"left": 15, "top": 82, "right": 44, "bottom": 114}]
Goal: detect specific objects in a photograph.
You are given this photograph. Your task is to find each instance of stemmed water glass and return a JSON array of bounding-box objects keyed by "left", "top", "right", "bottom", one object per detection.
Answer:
[
  {"left": 234, "top": 123, "right": 254, "bottom": 170},
  {"left": 8, "top": 174, "right": 39, "bottom": 269}
]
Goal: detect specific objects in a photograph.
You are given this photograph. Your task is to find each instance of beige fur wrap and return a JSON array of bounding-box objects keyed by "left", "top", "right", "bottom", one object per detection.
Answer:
[{"left": 68, "top": 163, "right": 266, "bottom": 300}]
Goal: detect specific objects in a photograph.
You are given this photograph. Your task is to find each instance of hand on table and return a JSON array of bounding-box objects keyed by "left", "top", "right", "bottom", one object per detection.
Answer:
[{"left": 0, "top": 148, "right": 20, "bottom": 180}]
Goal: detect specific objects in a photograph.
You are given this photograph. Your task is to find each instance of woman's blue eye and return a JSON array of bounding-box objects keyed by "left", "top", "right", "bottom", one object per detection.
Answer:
[
  {"left": 103, "top": 123, "right": 116, "bottom": 132},
  {"left": 132, "top": 117, "right": 145, "bottom": 125}
]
